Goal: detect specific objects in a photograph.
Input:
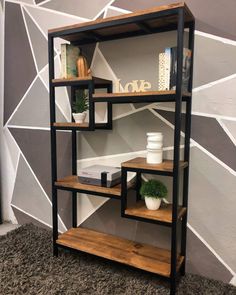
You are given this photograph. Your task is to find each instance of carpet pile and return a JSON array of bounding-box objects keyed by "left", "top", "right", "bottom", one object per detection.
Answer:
[{"left": 0, "top": 224, "right": 235, "bottom": 295}]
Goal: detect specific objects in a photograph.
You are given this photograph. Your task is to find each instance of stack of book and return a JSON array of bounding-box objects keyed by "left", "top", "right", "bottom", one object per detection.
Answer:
[{"left": 158, "top": 47, "right": 192, "bottom": 92}]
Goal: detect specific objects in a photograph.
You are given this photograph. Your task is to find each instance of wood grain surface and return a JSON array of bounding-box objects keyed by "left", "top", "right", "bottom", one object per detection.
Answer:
[{"left": 57, "top": 227, "right": 184, "bottom": 277}]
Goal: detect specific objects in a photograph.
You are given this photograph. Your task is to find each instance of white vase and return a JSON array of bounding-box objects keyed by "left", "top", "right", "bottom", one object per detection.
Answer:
[
  {"left": 147, "top": 132, "right": 163, "bottom": 147},
  {"left": 144, "top": 196, "right": 161, "bottom": 210},
  {"left": 147, "top": 148, "right": 163, "bottom": 164},
  {"left": 72, "top": 112, "right": 87, "bottom": 123},
  {"left": 146, "top": 132, "right": 163, "bottom": 164}
]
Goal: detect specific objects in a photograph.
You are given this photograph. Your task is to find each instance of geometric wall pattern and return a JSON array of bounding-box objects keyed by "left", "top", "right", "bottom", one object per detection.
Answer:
[{"left": 1, "top": 0, "right": 236, "bottom": 286}]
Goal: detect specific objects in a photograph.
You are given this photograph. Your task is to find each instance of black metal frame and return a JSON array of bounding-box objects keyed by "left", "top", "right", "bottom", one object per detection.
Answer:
[{"left": 49, "top": 6, "right": 195, "bottom": 295}]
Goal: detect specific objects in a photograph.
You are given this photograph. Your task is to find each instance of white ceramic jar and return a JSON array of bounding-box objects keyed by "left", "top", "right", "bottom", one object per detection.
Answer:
[{"left": 146, "top": 132, "right": 163, "bottom": 164}]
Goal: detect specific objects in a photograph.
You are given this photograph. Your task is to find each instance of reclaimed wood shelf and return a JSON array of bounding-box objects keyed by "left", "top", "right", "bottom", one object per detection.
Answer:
[
  {"left": 53, "top": 122, "right": 89, "bottom": 129},
  {"left": 125, "top": 201, "right": 186, "bottom": 224},
  {"left": 48, "top": 2, "right": 194, "bottom": 45},
  {"left": 52, "top": 122, "right": 109, "bottom": 130},
  {"left": 122, "top": 157, "right": 188, "bottom": 174},
  {"left": 49, "top": 3, "right": 195, "bottom": 293},
  {"left": 92, "top": 91, "right": 191, "bottom": 104},
  {"left": 55, "top": 175, "right": 134, "bottom": 198},
  {"left": 52, "top": 76, "right": 112, "bottom": 87},
  {"left": 57, "top": 227, "right": 184, "bottom": 277}
]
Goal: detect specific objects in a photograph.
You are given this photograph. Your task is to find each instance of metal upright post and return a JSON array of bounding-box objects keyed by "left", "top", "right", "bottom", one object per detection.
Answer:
[
  {"left": 121, "top": 168, "right": 127, "bottom": 217},
  {"left": 88, "top": 81, "right": 95, "bottom": 130},
  {"left": 136, "top": 172, "right": 142, "bottom": 202},
  {"left": 180, "top": 20, "right": 195, "bottom": 275},
  {"left": 48, "top": 35, "right": 58, "bottom": 256},
  {"left": 107, "top": 83, "right": 113, "bottom": 130},
  {"left": 170, "top": 8, "right": 184, "bottom": 295},
  {"left": 71, "top": 87, "right": 78, "bottom": 228}
]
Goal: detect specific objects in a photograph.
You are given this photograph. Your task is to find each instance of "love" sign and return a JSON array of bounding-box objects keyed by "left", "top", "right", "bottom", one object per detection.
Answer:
[{"left": 115, "top": 79, "right": 152, "bottom": 93}]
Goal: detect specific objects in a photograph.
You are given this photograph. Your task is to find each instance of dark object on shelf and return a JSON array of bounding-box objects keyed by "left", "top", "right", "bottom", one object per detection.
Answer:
[
  {"left": 48, "top": 3, "right": 195, "bottom": 295},
  {"left": 170, "top": 47, "right": 192, "bottom": 92},
  {"left": 78, "top": 165, "right": 121, "bottom": 187}
]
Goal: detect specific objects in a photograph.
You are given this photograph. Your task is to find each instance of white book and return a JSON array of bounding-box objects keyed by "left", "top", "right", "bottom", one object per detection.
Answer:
[
  {"left": 164, "top": 47, "right": 171, "bottom": 91},
  {"left": 158, "top": 52, "right": 169, "bottom": 91}
]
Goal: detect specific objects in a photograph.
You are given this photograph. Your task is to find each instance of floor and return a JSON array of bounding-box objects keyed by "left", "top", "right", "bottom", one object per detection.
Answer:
[{"left": 0, "top": 222, "right": 19, "bottom": 235}]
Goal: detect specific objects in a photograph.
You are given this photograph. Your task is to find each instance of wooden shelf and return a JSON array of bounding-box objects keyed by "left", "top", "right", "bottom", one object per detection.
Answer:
[
  {"left": 125, "top": 201, "right": 186, "bottom": 224},
  {"left": 57, "top": 227, "right": 184, "bottom": 277},
  {"left": 51, "top": 76, "right": 112, "bottom": 87},
  {"left": 52, "top": 122, "right": 111, "bottom": 130},
  {"left": 122, "top": 157, "right": 188, "bottom": 173},
  {"left": 53, "top": 122, "right": 89, "bottom": 129},
  {"left": 92, "top": 91, "right": 191, "bottom": 104},
  {"left": 55, "top": 175, "right": 134, "bottom": 198},
  {"left": 48, "top": 3, "right": 194, "bottom": 45}
]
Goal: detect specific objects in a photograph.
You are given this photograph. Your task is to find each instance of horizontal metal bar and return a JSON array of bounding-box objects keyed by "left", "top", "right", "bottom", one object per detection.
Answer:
[
  {"left": 52, "top": 126, "right": 92, "bottom": 131},
  {"left": 93, "top": 96, "right": 189, "bottom": 104},
  {"left": 52, "top": 123, "right": 112, "bottom": 131},
  {"left": 55, "top": 185, "right": 122, "bottom": 200},
  {"left": 72, "top": 24, "right": 178, "bottom": 46},
  {"left": 50, "top": 8, "right": 180, "bottom": 38},
  {"left": 51, "top": 81, "right": 111, "bottom": 88},
  {"left": 123, "top": 213, "right": 172, "bottom": 227},
  {"left": 123, "top": 167, "right": 173, "bottom": 177}
]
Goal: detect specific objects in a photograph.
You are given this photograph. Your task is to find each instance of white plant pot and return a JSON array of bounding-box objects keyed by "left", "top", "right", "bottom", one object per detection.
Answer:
[
  {"left": 147, "top": 148, "right": 163, "bottom": 164},
  {"left": 144, "top": 196, "right": 161, "bottom": 210},
  {"left": 72, "top": 112, "right": 87, "bottom": 124}
]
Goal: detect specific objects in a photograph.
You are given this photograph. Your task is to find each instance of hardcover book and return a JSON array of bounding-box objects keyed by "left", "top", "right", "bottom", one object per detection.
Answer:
[
  {"left": 170, "top": 47, "right": 192, "bottom": 92},
  {"left": 61, "top": 44, "right": 80, "bottom": 79},
  {"left": 158, "top": 47, "right": 191, "bottom": 92}
]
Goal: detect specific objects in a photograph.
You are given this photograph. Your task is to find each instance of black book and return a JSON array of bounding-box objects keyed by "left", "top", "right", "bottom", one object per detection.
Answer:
[{"left": 170, "top": 47, "right": 192, "bottom": 92}]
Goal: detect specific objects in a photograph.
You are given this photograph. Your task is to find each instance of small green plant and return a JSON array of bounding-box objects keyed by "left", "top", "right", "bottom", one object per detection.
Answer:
[
  {"left": 140, "top": 179, "right": 168, "bottom": 199},
  {"left": 72, "top": 89, "right": 89, "bottom": 113}
]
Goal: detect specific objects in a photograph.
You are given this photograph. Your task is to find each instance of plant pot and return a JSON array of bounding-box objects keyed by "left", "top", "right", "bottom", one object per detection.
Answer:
[
  {"left": 72, "top": 112, "right": 87, "bottom": 124},
  {"left": 144, "top": 196, "right": 161, "bottom": 210}
]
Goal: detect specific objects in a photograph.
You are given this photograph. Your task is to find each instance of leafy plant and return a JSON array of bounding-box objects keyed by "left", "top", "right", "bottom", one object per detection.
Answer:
[
  {"left": 72, "top": 89, "right": 89, "bottom": 113},
  {"left": 140, "top": 179, "right": 168, "bottom": 199}
]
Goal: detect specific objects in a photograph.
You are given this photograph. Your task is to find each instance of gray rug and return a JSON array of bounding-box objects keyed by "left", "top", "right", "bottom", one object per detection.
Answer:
[{"left": 0, "top": 224, "right": 235, "bottom": 295}]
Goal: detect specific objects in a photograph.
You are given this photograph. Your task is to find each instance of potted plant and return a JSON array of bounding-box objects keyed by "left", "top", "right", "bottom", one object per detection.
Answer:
[
  {"left": 140, "top": 179, "right": 168, "bottom": 210},
  {"left": 72, "top": 89, "right": 89, "bottom": 123}
]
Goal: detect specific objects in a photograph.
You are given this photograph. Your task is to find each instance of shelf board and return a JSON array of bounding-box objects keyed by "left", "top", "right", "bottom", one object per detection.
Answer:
[
  {"left": 125, "top": 201, "right": 186, "bottom": 224},
  {"left": 49, "top": 3, "right": 194, "bottom": 45},
  {"left": 92, "top": 91, "right": 191, "bottom": 103},
  {"left": 55, "top": 175, "right": 134, "bottom": 198},
  {"left": 57, "top": 227, "right": 184, "bottom": 277},
  {"left": 122, "top": 157, "right": 188, "bottom": 173},
  {"left": 53, "top": 122, "right": 89, "bottom": 129},
  {"left": 52, "top": 122, "right": 111, "bottom": 130},
  {"left": 51, "top": 76, "right": 112, "bottom": 87}
]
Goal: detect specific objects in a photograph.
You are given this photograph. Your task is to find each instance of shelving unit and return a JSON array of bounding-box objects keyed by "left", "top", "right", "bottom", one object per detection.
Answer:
[{"left": 48, "top": 3, "right": 195, "bottom": 294}]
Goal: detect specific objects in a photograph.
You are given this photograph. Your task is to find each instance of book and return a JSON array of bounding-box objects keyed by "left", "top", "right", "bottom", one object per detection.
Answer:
[
  {"left": 158, "top": 47, "right": 192, "bottom": 92},
  {"left": 78, "top": 165, "right": 121, "bottom": 187},
  {"left": 158, "top": 52, "right": 169, "bottom": 91},
  {"left": 61, "top": 44, "right": 80, "bottom": 79},
  {"left": 170, "top": 47, "right": 191, "bottom": 92},
  {"left": 164, "top": 47, "right": 171, "bottom": 91}
]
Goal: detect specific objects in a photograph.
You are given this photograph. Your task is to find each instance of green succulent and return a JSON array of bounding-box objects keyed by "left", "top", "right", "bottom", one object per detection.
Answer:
[
  {"left": 72, "top": 89, "right": 89, "bottom": 113},
  {"left": 140, "top": 179, "right": 168, "bottom": 199}
]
